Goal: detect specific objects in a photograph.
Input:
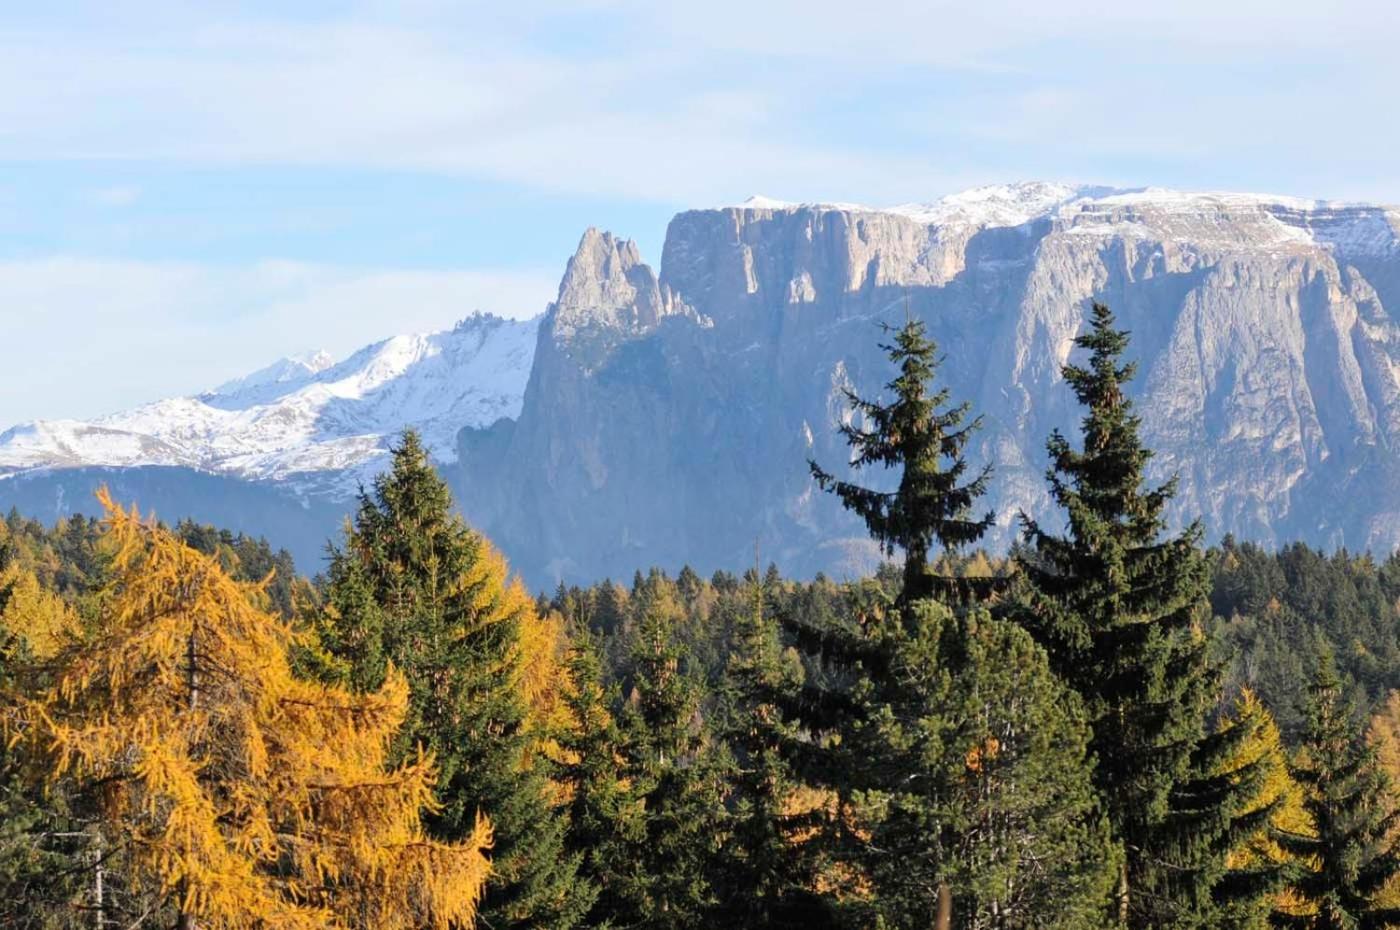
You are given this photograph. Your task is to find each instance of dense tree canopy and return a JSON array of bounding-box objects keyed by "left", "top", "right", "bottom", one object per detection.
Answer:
[
  {"left": 316, "top": 432, "right": 592, "bottom": 930},
  {"left": 6, "top": 311, "right": 1400, "bottom": 930},
  {"left": 8, "top": 489, "right": 490, "bottom": 930}
]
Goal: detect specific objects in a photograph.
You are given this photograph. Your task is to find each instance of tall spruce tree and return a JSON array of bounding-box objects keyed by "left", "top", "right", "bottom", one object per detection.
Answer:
[
  {"left": 612, "top": 606, "right": 732, "bottom": 930},
  {"left": 809, "top": 317, "right": 994, "bottom": 601},
  {"left": 719, "top": 569, "right": 832, "bottom": 929},
  {"left": 799, "top": 317, "right": 1117, "bottom": 930},
  {"left": 1015, "top": 302, "right": 1271, "bottom": 928},
  {"left": 558, "top": 629, "right": 646, "bottom": 928},
  {"left": 318, "top": 431, "right": 593, "bottom": 930},
  {"left": 1274, "top": 651, "right": 1400, "bottom": 930}
]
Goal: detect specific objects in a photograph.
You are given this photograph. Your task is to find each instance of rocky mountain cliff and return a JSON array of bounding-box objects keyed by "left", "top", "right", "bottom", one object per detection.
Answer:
[
  {"left": 457, "top": 184, "right": 1400, "bottom": 584},
  {"left": 6, "top": 183, "right": 1400, "bottom": 585}
]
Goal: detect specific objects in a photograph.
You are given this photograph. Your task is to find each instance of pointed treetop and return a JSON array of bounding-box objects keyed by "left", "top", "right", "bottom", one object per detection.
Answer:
[{"left": 810, "top": 315, "right": 993, "bottom": 601}]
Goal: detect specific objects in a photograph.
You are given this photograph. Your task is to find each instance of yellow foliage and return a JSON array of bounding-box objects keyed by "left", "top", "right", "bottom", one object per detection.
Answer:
[
  {"left": 1368, "top": 690, "right": 1400, "bottom": 790},
  {"left": 514, "top": 596, "right": 573, "bottom": 742},
  {"left": 0, "top": 563, "right": 81, "bottom": 659},
  {"left": 1214, "top": 689, "right": 1316, "bottom": 919},
  {"left": 462, "top": 539, "right": 577, "bottom": 788},
  {"left": 1367, "top": 690, "right": 1400, "bottom": 908},
  {"left": 519, "top": 606, "right": 579, "bottom": 800},
  {"left": 783, "top": 786, "right": 875, "bottom": 901},
  {"left": 11, "top": 489, "right": 491, "bottom": 930},
  {"left": 963, "top": 736, "right": 1001, "bottom": 775}
]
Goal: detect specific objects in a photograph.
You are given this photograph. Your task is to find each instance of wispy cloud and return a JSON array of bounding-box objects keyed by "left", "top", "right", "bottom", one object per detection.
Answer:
[
  {"left": 3, "top": 2, "right": 1391, "bottom": 205},
  {"left": 2, "top": 1, "right": 1400, "bottom": 427},
  {"left": 87, "top": 185, "right": 140, "bottom": 207}
]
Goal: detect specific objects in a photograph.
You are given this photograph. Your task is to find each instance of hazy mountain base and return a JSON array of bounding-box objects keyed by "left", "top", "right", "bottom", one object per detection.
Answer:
[{"left": 0, "top": 467, "right": 345, "bottom": 575}]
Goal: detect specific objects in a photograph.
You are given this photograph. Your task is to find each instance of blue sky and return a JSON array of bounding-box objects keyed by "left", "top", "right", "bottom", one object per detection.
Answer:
[{"left": 3, "top": 0, "right": 1400, "bottom": 425}]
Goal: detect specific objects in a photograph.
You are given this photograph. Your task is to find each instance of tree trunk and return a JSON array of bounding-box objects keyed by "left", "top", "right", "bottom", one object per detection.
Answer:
[
  {"left": 1116, "top": 862, "right": 1129, "bottom": 927},
  {"left": 91, "top": 835, "right": 104, "bottom": 930},
  {"left": 179, "top": 623, "right": 198, "bottom": 930},
  {"left": 936, "top": 881, "right": 952, "bottom": 930}
]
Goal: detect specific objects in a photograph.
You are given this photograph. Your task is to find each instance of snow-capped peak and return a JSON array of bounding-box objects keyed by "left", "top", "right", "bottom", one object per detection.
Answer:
[
  {"left": 739, "top": 194, "right": 792, "bottom": 210},
  {"left": 0, "top": 313, "right": 541, "bottom": 498},
  {"left": 210, "top": 349, "right": 336, "bottom": 401},
  {"left": 734, "top": 194, "right": 872, "bottom": 213}
]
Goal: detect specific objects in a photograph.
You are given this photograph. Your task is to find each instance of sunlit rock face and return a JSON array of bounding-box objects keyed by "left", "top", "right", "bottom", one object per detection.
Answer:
[
  {"left": 7, "top": 184, "right": 1400, "bottom": 586},
  {"left": 458, "top": 185, "right": 1400, "bottom": 585}
]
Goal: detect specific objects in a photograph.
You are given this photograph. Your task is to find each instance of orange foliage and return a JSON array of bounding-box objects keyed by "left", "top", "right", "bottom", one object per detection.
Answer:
[{"left": 9, "top": 490, "right": 491, "bottom": 930}]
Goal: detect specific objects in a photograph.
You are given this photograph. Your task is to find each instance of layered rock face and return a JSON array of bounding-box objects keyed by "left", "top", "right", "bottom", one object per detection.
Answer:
[
  {"left": 458, "top": 185, "right": 1400, "bottom": 585},
  {"left": 5, "top": 183, "right": 1398, "bottom": 586}
]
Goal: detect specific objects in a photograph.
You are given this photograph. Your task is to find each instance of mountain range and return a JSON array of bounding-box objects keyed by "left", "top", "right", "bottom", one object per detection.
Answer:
[{"left": 5, "top": 182, "right": 1400, "bottom": 586}]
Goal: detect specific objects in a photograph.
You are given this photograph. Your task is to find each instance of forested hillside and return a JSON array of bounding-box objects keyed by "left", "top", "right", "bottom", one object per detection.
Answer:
[{"left": 6, "top": 306, "right": 1400, "bottom": 929}]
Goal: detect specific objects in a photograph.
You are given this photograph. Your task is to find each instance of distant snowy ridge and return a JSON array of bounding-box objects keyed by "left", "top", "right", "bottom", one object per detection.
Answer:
[
  {"left": 734, "top": 182, "right": 1107, "bottom": 227},
  {"left": 211, "top": 350, "right": 337, "bottom": 404},
  {"left": 735, "top": 183, "right": 1400, "bottom": 253},
  {"left": 0, "top": 313, "right": 539, "bottom": 498}
]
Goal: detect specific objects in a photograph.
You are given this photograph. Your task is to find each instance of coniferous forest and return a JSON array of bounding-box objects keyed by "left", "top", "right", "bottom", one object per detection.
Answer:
[{"left": 8, "top": 306, "right": 1400, "bottom": 930}]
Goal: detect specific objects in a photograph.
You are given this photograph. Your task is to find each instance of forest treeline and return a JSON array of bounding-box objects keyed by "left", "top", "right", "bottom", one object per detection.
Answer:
[{"left": 4, "top": 305, "right": 1400, "bottom": 929}]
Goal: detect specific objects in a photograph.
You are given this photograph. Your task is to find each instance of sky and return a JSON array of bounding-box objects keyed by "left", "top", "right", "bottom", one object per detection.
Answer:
[{"left": 3, "top": 0, "right": 1400, "bottom": 426}]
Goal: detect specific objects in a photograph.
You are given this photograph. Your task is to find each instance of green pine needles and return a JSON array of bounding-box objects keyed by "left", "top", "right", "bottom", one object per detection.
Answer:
[
  {"left": 1015, "top": 302, "right": 1279, "bottom": 929},
  {"left": 1275, "top": 651, "right": 1400, "bottom": 930},
  {"left": 800, "top": 314, "right": 1118, "bottom": 930},
  {"left": 318, "top": 431, "right": 595, "bottom": 930}
]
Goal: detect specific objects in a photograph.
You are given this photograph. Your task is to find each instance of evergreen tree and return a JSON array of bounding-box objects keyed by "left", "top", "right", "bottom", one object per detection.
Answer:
[
  {"left": 719, "top": 570, "right": 832, "bottom": 928},
  {"left": 318, "top": 431, "right": 593, "bottom": 930},
  {"left": 613, "top": 607, "right": 731, "bottom": 930},
  {"left": 1274, "top": 652, "right": 1400, "bottom": 930},
  {"left": 809, "top": 317, "right": 993, "bottom": 601},
  {"left": 799, "top": 317, "right": 1117, "bottom": 929},
  {"left": 559, "top": 630, "right": 645, "bottom": 928},
  {"left": 855, "top": 598, "right": 1118, "bottom": 930},
  {"left": 1015, "top": 302, "right": 1271, "bottom": 928}
]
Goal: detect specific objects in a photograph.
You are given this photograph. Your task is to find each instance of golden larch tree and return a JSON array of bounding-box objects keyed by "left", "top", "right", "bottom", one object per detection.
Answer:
[
  {"left": 9, "top": 490, "right": 491, "bottom": 930},
  {"left": 1214, "top": 689, "right": 1316, "bottom": 927},
  {"left": 1366, "top": 690, "right": 1400, "bottom": 910},
  {"left": 0, "top": 561, "right": 81, "bottom": 661}
]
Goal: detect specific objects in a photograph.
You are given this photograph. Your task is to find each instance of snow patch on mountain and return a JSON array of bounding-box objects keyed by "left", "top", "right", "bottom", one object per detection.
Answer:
[
  {"left": 733, "top": 183, "right": 1400, "bottom": 254},
  {"left": 734, "top": 183, "right": 1120, "bottom": 229},
  {"left": 0, "top": 313, "right": 539, "bottom": 497},
  {"left": 211, "top": 350, "right": 336, "bottom": 404},
  {"left": 888, "top": 182, "right": 1120, "bottom": 228},
  {"left": 735, "top": 194, "right": 871, "bottom": 213}
]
